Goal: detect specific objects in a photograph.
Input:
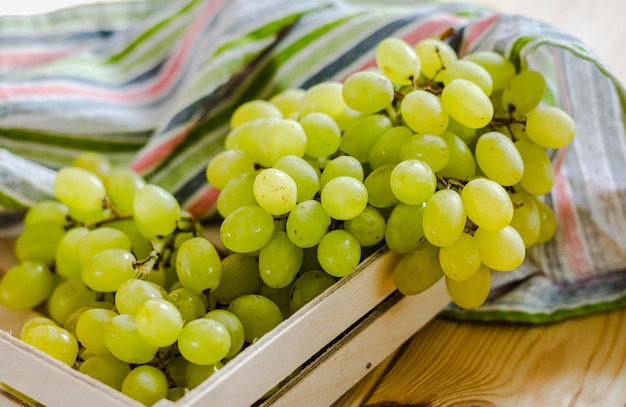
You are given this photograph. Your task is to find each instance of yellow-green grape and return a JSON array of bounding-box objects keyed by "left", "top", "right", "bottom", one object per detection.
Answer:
[
  {"left": 230, "top": 99, "right": 283, "bottom": 129},
  {"left": 364, "top": 164, "right": 400, "bottom": 208},
  {"left": 133, "top": 184, "right": 181, "bottom": 237},
  {"left": 443, "top": 59, "right": 493, "bottom": 96},
  {"left": 220, "top": 205, "right": 275, "bottom": 253},
  {"left": 253, "top": 168, "right": 297, "bottom": 216},
  {"left": 390, "top": 159, "right": 437, "bottom": 205},
  {"left": 15, "top": 222, "right": 65, "bottom": 265},
  {"left": 106, "top": 219, "right": 153, "bottom": 261},
  {"left": 369, "top": 126, "right": 414, "bottom": 169},
  {"left": 204, "top": 309, "right": 245, "bottom": 359},
  {"left": 526, "top": 105, "right": 576, "bottom": 149},
  {"left": 461, "top": 178, "right": 513, "bottom": 231},
  {"left": 289, "top": 270, "right": 337, "bottom": 314},
  {"left": 20, "top": 316, "right": 57, "bottom": 338},
  {"left": 439, "top": 233, "right": 481, "bottom": 281},
  {"left": 82, "top": 248, "right": 137, "bottom": 292},
  {"left": 463, "top": 51, "right": 516, "bottom": 92},
  {"left": 286, "top": 200, "right": 331, "bottom": 248},
  {"left": 227, "top": 294, "right": 283, "bottom": 343},
  {"left": 441, "top": 78, "right": 493, "bottom": 129},
  {"left": 216, "top": 172, "right": 258, "bottom": 218},
  {"left": 105, "top": 168, "right": 146, "bottom": 215},
  {"left": 258, "top": 119, "right": 307, "bottom": 166},
  {"left": 212, "top": 254, "right": 262, "bottom": 305},
  {"left": 400, "top": 133, "right": 450, "bottom": 172},
  {"left": 514, "top": 138, "right": 554, "bottom": 195},
  {"left": 438, "top": 131, "right": 476, "bottom": 181},
  {"left": 176, "top": 237, "right": 221, "bottom": 293},
  {"left": 474, "top": 225, "right": 525, "bottom": 271},
  {"left": 344, "top": 205, "right": 386, "bottom": 247},
  {"left": 185, "top": 362, "right": 223, "bottom": 390},
  {"left": 299, "top": 81, "right": 346, "bottom": 118},
  {"left": 317, "top": 229, "right": 361, "bottom": 277},
  {"left": 509, "top": 191, "right": 541, "bottom": 248},
  {"left": 68, "top": 205, "right": 112, "bottom": 225},
  {"left": 474, "top": 131, "right": 524, "bottom": 186},
  {"left": 79, "top": 354, "right": 130, "bottom": 390},
  {"left": 104, "top": 314, "right": 158, "bottom": 364},
  {"left": 164, "top": 356, "right": 188, "bottom": 388},
  {"left": 446, "top": 117, "right": 477, "bottom": 145},
  {"left": 342, "top": 71, "right": 394, "bottom": 114},
  {"left": 206, "top": 149, "right": 256, "bottom": 190},
  {"left": 400, "top": 90, "right": 449, "bottom": 135},
  {"left": 47, "top": 279, "right": 96, "bottom": 325},
  {"left": 393, "top": 240, "right": 444, "bottom": 295},
  {"left": 54, "top": 167, "right": 106, "bottom": 213},
  {"left": 224, "top": 118, "right": 277, "bottom": 159},
  {"left": 21, "top": 325, "right": 78, "bottom": 366},
  {"left": 375, "top": 37, "right": 421, "bottom": 84},
  {"left": 534, "top": 197, "right": 557, "bottom": 244},
  {"left": 77, "top": 227, "right": 132, "bottom": 265},
  {"left": 72, "top": 151, "right": 111, "bottom": 181},
  {"left": 422, "top": 189, "right": 466, "bottom": 247},
  {"left": 340, "top": 114, "right": 392, "bottom": 163},
  {"left": 299, "top": 112, "right": 341, "bottom": 158},
  {"left": 445, "top": 263, "right": 491, "bottom": 309},
  {"left": 414, "top": 38, "right": 457, "bottom": 82},
  {"left": 167, "top": 387, "right": 188, "bottom": 402},
  {"left": 501, "top": 70, "right": 545, "bottom": 115},
  {"left": 115, "top": 279, "right": 163, "bottom": 316},
  {"left": 333, "top": 104, "right": 365, "bottom": 131},
  {"left": 320, "top": 176, "right": 368, "bottom": 220},
  {"left": 0, "top": 262, "right": 54, "bottom": 311},
  {"left": 269, "top": 88, "right": 306, "bottom": 119},
  {"left": 319, "top": 155, "right": 363, "bottom": 189},
  {"left": 259, "top": 231, "right": 303, "bottom": 288},
  {"left": 23, "top": 200, "right": 68, "bottom": 228},
  {"left": 385, "top": 202, "right": 425, "bottom": 253},
  {"left": 136, "top": 299, "right": 184, "bottom": 347},
  {"left": 274, "top": 155, "right": 320, "bottom": 203},
  {"left": 76, "top": 308, "right": 117, "bottom": 355},
  {"left": 121, "top": 365, "right": 168, "bottom": 406},
  {"left": 166, "top": 288, "right": 207, "bottom": 323}
]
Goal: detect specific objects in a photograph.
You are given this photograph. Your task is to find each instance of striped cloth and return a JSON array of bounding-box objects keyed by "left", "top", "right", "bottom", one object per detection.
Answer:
[{"left": 1, "top": 0, "right": 625, "bottom": 323}]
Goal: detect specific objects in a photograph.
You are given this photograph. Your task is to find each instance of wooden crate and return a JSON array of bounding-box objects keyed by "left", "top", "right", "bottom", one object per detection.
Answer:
[{"left": 0, "top": 238, "right": 450, "bottom": 407}]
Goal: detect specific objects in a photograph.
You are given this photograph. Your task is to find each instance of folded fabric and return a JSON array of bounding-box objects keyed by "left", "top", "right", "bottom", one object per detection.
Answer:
[{"left": 1, "top": 0, "right": 625, "bottom": 323}]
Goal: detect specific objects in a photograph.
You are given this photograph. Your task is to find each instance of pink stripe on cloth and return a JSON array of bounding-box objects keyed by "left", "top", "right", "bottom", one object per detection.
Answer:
[
  {"left": 458, "top": 14, "right": 499, "bottom": 56},
  {"left": 0, "top": 48, "right": 78, "bottom": 70},
  {"left": 186, "top": 186, "right": 220, "bottom": 218},
  {"left": 130, "top": 127, "right": 190, "bottom": 173}
]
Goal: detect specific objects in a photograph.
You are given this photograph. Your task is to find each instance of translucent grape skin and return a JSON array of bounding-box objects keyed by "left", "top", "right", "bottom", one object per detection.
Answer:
[
  {"left": 340, "top": 114, "right": 392, "bottom": 163},
  {"left": 474, "top": 131, "right": 524, "bottom": 186},
  {"left": 166, "top": 288, "right": 207, "bottom": 324},
  {"left": 385, "top": 202, "right": 426, "bottom": 254},
  {"left": 369, "top": 126, "right": 414, "bottom": 169},
  {"left": 15, "top": 222, "right": 65, "bottom": 266},
  {"left": 375, "top": 37, "right": 421, "bottom": 85},
  {"left": 0, "top": 262, "right": 54, "bottom": 311},
  {"left": 299, "top": 81, "right": 347, "bottom": 118},
  {"left": 258, "top": 231, "right": 303, "bottom": 288},
  {"left": 415, "top": 38, "right": 457, "bottom": 82},
  {"left": 79, "top": 354, "right": 130, "bottom": 390},
  {"left": 390, "top": 159, "right": 437, "bottom": 205},
  {"left": 47, "top": 278, "right": 97, "bottom": 325},
  {"left": 230, "top": 99, "right": 283, "bottom": 128},
  {"left": 422, "top": 189, "right": 467, "bottom": 247},
  {"left": 441, "top": 79, "right": 494, "bottom": 129},
  {"left": 273, "top": 155, "right": 320, "bottom": 203},
  {"left": 253, "top": 168, "right": 298, "bottom": 216},
  {"left": 526, "top": 105, "right": 576, "bottom": 149},
  {"left": 289, "top": 270, "right": 337, "bottom": 314},
  {"left": 219, "top": 205, "right": 275, "bottom": 253},
  {"left": 206, "top": 149, "right": 256, "bottom": 190},
  {"left": 501, "top": 70, "right": 545, "bottom": 115},
  {"left": 445, "top": 263, "right": 491, "bottom": 309},
  {"left": 461, "top": 178, "right": 513, "bottom": 232},
  {"left": 401, "top": 90, "right": 449, "bottom": 135},
  {"left": 320, "top": 176, "right": 368, "bottom": 220},
  {"left": 299, "top": 112, "right": 341, "bottom": 158},
  {"left": 54, "top": 167, "right": 106, "bottom": 214},
  {"left": 509, "top": 191, "right": 541, "bottom": 248},
  {"left": 55, "top": 227, "right": 89, "bottom": 279},
  {"left": 439, "top": 233, "right": 481, "bottom": 281},
  {"left": 121, "top": 365, "right": 169, "bottom": 406},
  {"left": 343, "top": 205, "right": 386, "bottom": 247},
  {"left": 319, "top": 155, "right": 364, "bottom": 189},
  {"left": 23, "top": 200, "right": 69, "bottom": 228},
  {"left": 463, "top": 51, "right": 516, "bottom": 92},
  {"left": 363, "top": 164, "right": 400, "bottom": 208},
  {"left": 21, "top": 325, "right": 79, "bottom": 366},
  {"left": 115, "top": 278, "right": 163, "bottom": 316},
  {"left": 104, "top": 314, "right": 158, "bottom": 364},
  {"left": 136, "top": 299, "right": 184, "bottom": 347},
  {"left": 211, "top": 254, "right": 262, "bottom": 305},
  {"left": 204, "top": 309, "right": 245, "bottom": 359},
  {"left": 342, "top": 71, "right": 394, "bottom": 114},
  {"left": 534, "top": 197, "right": 557, "bottom": 244},
  {"left": 216, "top": 171, "right": 258, "bottom": 218},
  {"left": 393, "top": 240, "right": 444, "bottom": 296},
  {"left": 270, "top": 88, "right": 306, "bottom": 119},
  {"left": 76, "top": 308, "right": 118, "bottom": 355},
  {"left": 514, "top": 138, "right": 555, "bottom": 195},
  {"left": 77, "top": 227, "right": 132, "bottom": 265},
  {"left": 317, "top": 229, "right": 362, "bottom": 278},
  {"left": 105, "top": 168, "right": 146, "bottom": 215},
  {"left": 82, "top": 248, "right": 137, "bottom": 293},
  {"left": 286, "top": 200, "right": 331, "bottom": 248},
  {"left": 227, "top": 294, "right": 283, "bottom": 343},
  {"left": 176, "top": 237, "right": 222, "bottom": 293},
  {"left": 443, "top": 59, "right": 493, "bottom": 96},
  {"left": 474, "top": 225, "right": 526, "bottom": 271},
  {"left": 133, "top": 184, "right": 181, "bottom": 237},
  {"left": 400, "top": 133, "right": 450, "bottom": 173}
]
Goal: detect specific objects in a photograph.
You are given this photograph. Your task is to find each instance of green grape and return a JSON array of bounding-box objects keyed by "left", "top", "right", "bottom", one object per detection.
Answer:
[
  {"left": 253, "top": 168, "right": 298, "bottom": 216},
  {"left": 220, "top": 205, "right": 275, "bottom": 253},
  {"left": 20, "top": 316, "right": 57, "bottom": 338},
  {"left": 321, "top": 176, "right": 368, "bottom": 220},
  {"left": 400, "top": 90, "right": 449, "bottom": 135},
  {"left": 166, "top": 288, "right": 207, "bottom": 324},
  {"left": 375, "top": 37, "right": 421, "bottom": 84},
  {"left": 55, "top": 227, "right": 89, "bottom": 279},
  {"left": 509, "top": 191, "right": 541, "bottom": 248},
  {"left": 105, "top": 168, "right": 146, "bottom": 215},
  {"left": 274, "top": 155, "right": 320, "bottom": 202},
  {"left": 72, "top": 151, "right": 111, "bottom": 180},
  {"left": 393, "top": 240, "right": 443, "bottom": 295},
  {"left": 463, "top": 51, "right": 516, "bottom": 91},
  {"left": 299, "top": 81, "right": 346, "bottom": 118},
  {"left": 104, "top": 314, "right": 158, "bottom": 364},
  {"left": 286, "top": 200, "right": 331, "bottom": 248},
  {"left": 474, "top": 225, "right": 525, "bottom": 271},
  {"left": 136, "top": 299, "right": 183, "bottom": 347},
  {"left": 133, "top": 184, "right": 181, "bottom": 237},
  {"left": 224, "top": 118, "right": 278, "bottom": 160},
  {"left": 446, "top": 117, "right": 477, "bottom": 145},
  {"left": 259, "top": 283, "right": 293, "bottom": 319},
  {"left": 438, "top": 131, "right": 476, "bottom": 181},
  {"left": 461, "top": 178, "right": 513, "bottom": 231},
  {"left": 176, "top": 237, "right": 221, "bottom": 293},
  {"left": 47, "top": 279, "right": 96, "bottom": 325},
  {"left": 514, "top": 138, "right": 554, "bottom": 195},
  {"left": 443, "top": 59, "right": 493, "bottom": 96},
  {"left": 106, "top": 219, "right": 153, "bottom": 261},
  {"left": 319, "top": 155, "right": 364, "bottom": 190},
  {"left": 185, "top": 362, "right": 222, "bottom": 390},
  {"left": 167, "top": 387, "right": 188, "bottom": 402},
  {"left": 216, "top": 171, "right": 258, "bottom": 218},
  {"left": 227, "top": 294, "right": 283, "bottom": 343},
  {"left": 363, "top": 164, "right": 399, "bottom": 208},
  {"left": 299, "top": 112, "right": 341, "bottom": 158},
  {"left": 445, "top": 263, "right": 491, "bottom": 309},
  {"left": 385, "top": 202, "right": 426, "bottom": 253},
  {"left": 526, "top": 105, "right": 576, "bottom": 149},
  {"left": 258, "top": 119, "right": 308, "bottom": 166},
  {"left": 23, "top": 200, "right": 68, "bottom": 228},
  {"left": 369, "top": 126, "right": 414, "bottom": 169},
  {"left": 212, "top": 254, "right": 262, "bottom": 305},
  {"left": 115, "top": 278, "right": 163, "bottom": 316},
  {"left": 206, "top": 149, "right": 256, "bottom": 190},
  {"left": 178, "top": 318, "right": 231, "bottom": 365},
  {"left": 121, "top": 365, "right": 168, "bottom": 406},
  {"left": 501, "top": 70, "right": 545, "bottom": 115},
  {"left": 333, "top": 104, "right": 365, "bottom": 131},
  {"left": 76, "top": 308, "right": 117, "bottom": 355},
  {"left": 79, "top": 354, "right": 130, "bottom": 391},
  {"left": 441, "top": 79, "right": 493, "bottom": 129},
  {"left": 534, "top": 197, "right": 557, "bottom": 244},
  {"left": 474, "top": 131, "right": 524, "bottom": 186},
  {"left": 0, "top": 262, "right": 54, "bottom": 311},
  {"left": 68, "top": 206, "right": 112, "bottom": 225},
  {"left": 205, "top": 309, "right": 245, "bottom": 359},
  {"left": 63, "top": 306, "right": 92, "bottom": 339},
  {"left": 390, "top": 159, "right": 437, "bottom": 205},
  {"left": 164, "top": 356, "right": 189, "bottom": 388},
  {"left": 340, "top": 114, "right": 392, "bottom": 163},
  {"left": 344, "top": 205, "right": 386, "bottom": 247},
  {"left": 400, "top": 133, "right": 450, "bottom": 173},
  {"left": 317, "top": 229, "right": 361, "bottom": 277},
  {"left": 269, "top": 88, "right": 306, "bottom": 119},
  {"left": 439, "top": 233, "right": 481, "bottom": 281},
  {"left": 342, "top": 71, "right": 394, "bottom": 114},
  {"left": 414, "top": 38, "right": 457, "bottom": 82},
  {"left": 82, "top": 248, "right": 136, "bottom": 293},
  {"left": 230, "top": 99, "right": 283, "bottom": 128},
  {"left": 77, "top": 227, "right": 132, "bottom": 265},
  {"left": 15, "top": 222, "right": 65, "bottom": 265},
  {"left": 259, "top": 231, "right": 303, "bottom": 289},
  {"left": 289, "top": 270, "right": 337, "bottom": 314},
  {"left": 22, "top": 325, "right": 78, "bottom": 366},
  {"left": 422, "top": 189, "right": 466, "bottom": 247},
  {"left": 54, "top": 167, "right": 106, "bottom": 213}
]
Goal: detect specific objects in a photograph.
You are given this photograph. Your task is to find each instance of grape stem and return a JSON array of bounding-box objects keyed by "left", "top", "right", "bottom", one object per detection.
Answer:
[{"left": 437, "top": 176, "right": 466, "bottom": 191}]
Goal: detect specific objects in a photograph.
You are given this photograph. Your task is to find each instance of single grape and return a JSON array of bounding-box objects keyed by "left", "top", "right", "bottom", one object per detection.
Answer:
[
  {"left": 376, "top": 37, "right": 421, "bottom": 84},
  {"left": 259, "top": 231, "right": 303, "bottom": 289},
  {"left": 72, "top": 151, "right": 111, "bottom": 180},
  {"left": 230, "top": 99, "right": 283, "bottom": 128},
  {"left": 224, "top": 118, "right": 278, "bottom": 160},
  {"left": 509, "top": 191, "right": 541, "bottom": 248},
  {"left": 461, "top": 178, "right": 513, "bottom": 231},
  {"left": 54, "top": 167, "right": 106, "bottom": 213},
  {"left": 286, "top": 200, "right": 331, "bottom": 248},
  {"left": 342, "top": 71, "right": 394, "bottom": 114},
  {"left": 258, "top": 119, "right": 308, "bottom": 166},
  {"left": 253, "top": 168, "right": 298, "bottom": 216},
  {"left": 269, "top": 88, "right": 306, "bottom": 119},
  {"left": 401, "top": 90, "right": 449, "bottom": 135},
  {"left": 514, "top": 138, "right": 554, "bottom": 195},
  {"left": 501, "top": 70, "right": 545, "bottom": 115},
  {"left": 319, "top": 155, "right": 363, "bottom": 190},
  {"left": 216, "top": 171, "right": 258, "bottom": 218},
  {"left": 299, "top": 112, "right": 341, "bottom": 158},
  {"left": 439, "top": 233, "right": 481, "bottom": 281},
  {"left": 79, "top": 355, "right": 130, "bottom": 391},
  {"left": 344, "top": 205, "right": 386, "bottom": 247},
  {"left": 474, "top": 225, "right": 525, "bottom": 271},
  {"left": 390, "top": 160, "right": 437, "bottom": 206},
  {"left": 77, "top": 227, "right": 132, "bottom": 265},
  {"left": 178, "top": 318, "right": 231, "bottom": 365},
  {"left": 212, "top": 254, "right": 262, "bottom": 305},
  {"left": 445, "top": 263, "right": 491, "bottom": 309},
  {"left": 474, "top": 131, "right": 524, "bottom": 186},
  {"left": 385, "top": 202, "right": 426, "bottom": 253},
  {"left": 463, "top": 51, "right": 516, "bottom": 91},
  {"left": 76, "top": 308, "right": 118, "bottom": 355},
  {"left": 47, "top": 278, "right": 96, "bottom": 325},
  {"left": 115, "top": 278, "right": 163, "bottom": 316},
  {"left": 369, "top": 126, "right": 414, "bottom": 169},
  {"left": 15, "top": 222, "right": 65, "bottom": 265},
  {"left": 82, "top": 248, "right": 136, "bottom": 292},
  {"left": 136, "top": 299, "right": 184, "bottom": 347},
  {"left": 176, "top": 237, "right": 221, "bottom": 294},
  {"left": 393, "top": 240, "right": 443, "bottom": 295},
  {"left": 220, "top": 205, "right": 275, "bottom": 253},
  {"left": 227, "top": 294, "right": 283, "bottom": 343},
  {"left": 289, "top": 270, "right": 337, "bottom": 314},
  {"left": 0, "top": 262, "right": 54, "bottom": 311},
  {"left": 317, "top": 229, "right": 361, "bottom": 278},
  {"left": 438, "top": 131, "right": 477, "bottom": 181},
  {"left": 443, "top": 59, "right": 493, "bottom": 96},
  {"left": 185, "top": 362, "right": 223, "bottom": 390},
  {"left": 321, "top": 176, "right": 368, "bottom": 220},
  {"left": 55, "top": 227, "right": 89, "bottom": 279},
  {"left": 400, "top": 133, "right": 450, "bottom": 172},
  {"left": 340, "top": 114, "right": 392, "bottom": 163},
  {"left": 22, "top": 325, "right": 78, "bottom": 366},
  {"left": 133, "top": 184, "right": 181, "bottom": 237},
  {"left": 105, "top": 168, "right": 146, "bottom": 215},
  {"left": 204, "top": 309, "right": 245, "bottom": 359},
  {"left": 363, "top": 164, "right": 400, "bottom": 208},
  {"left": 534, "top": 197, "right": 557, "bottom": 244},
  {"left": 20, "top": 316, "right": 57, "bottom": 338},
  {"left": 422, "top": 189, "right": 466, "bottom": 247},
  {"left": 104, "top": 314, "right": 158, "bottom": 364},
  {"left": 23, "top": 200, "right": 69, "bottom": 228},
  {"left": 441, "top": 79, "right": 493, "bottom": 129},
  {"left": 206, "top": 149, "right": 256, "bottom": 190},
  {"left": 415, "top": 38, "right": 457, "bottom": 82},
  {"left": 274, "top": 155, "right": 320, "bottom": 203},
  {"left": 525, "top": 105, "right": 576, "bottom": 149},
  {"left": 121, "top": 365, "right": 169, "bottom": 406},
  {"left": 299, "top": 82, "right": 346, "bottom": 118}
]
